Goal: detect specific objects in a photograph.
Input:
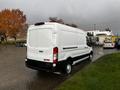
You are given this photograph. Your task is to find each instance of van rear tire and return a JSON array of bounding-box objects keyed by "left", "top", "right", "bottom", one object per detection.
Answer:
[{"left": 62, "top": 63, "right": 72, "bottom": 75}]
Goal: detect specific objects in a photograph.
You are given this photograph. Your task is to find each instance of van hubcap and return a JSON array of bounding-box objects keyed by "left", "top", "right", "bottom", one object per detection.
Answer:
[
  {"left": 66, "top": 64, "right": 71, "bottom": 74},
  {"left": 90, "top": 54, "right": 93, "bottom": 60}
]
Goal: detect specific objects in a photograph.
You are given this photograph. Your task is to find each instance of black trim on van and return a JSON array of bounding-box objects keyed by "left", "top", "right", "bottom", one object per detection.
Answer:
[
  {"left": 63, "top": 47, "right": 78, "bottom": 50},
  {"left": 26, "top": 59, "right": 55, "bottom": 71},
  {"left": 25, "top": 53, "right": 91, "bottom": 72},
  {"left": 72, "top": 53, "right": 89, "bottom": 62},
  {"left": 34, "top": 22, "right": 45, "bottom": 26}
]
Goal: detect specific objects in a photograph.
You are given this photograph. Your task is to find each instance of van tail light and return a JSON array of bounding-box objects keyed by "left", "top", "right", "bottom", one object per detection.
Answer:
[{"left": 53, "top": 47, "right": 58, "bottom": 64}]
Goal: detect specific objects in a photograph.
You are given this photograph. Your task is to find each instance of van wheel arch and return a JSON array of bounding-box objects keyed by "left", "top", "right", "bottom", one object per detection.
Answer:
[
  {"left": 90, "top": 51, "right": 93, "bottom": 55},
  {"left": 66, "top": 57, "right": 73, "bottom": 64},
  {"left": 61, "top": 57, "right": 73, "bottom": 75}
]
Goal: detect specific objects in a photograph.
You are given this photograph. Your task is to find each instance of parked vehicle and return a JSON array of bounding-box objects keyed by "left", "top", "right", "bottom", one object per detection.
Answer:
[
  {"left": 103, "top": 36, "right": 115, "bottom": 48},
  {"left": 115, "top": 38, "right": 120, "bottom": 49},
  {"left": 103, "top": 42, "right": 115, "bottom": 48},
  {"left": 15, "top": 40, "right": 26, "bottom": 47},
  {"left": 25, "top": 22, "right": 93, "bottom": 74}
]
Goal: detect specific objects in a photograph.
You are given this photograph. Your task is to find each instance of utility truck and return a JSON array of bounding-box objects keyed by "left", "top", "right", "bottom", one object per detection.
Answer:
[{"left": 25, "top": 22, "right": 93, "bottom": 74}]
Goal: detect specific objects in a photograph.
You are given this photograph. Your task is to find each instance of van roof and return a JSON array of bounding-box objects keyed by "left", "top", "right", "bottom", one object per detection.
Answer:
[{"left": 29, "top": 22, "right": 85, "bottom": 33}]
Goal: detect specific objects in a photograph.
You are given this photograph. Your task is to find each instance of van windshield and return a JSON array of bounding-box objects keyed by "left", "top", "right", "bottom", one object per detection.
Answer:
[{"left": 28, "top": 28, "right": 53, "bottom": 48}]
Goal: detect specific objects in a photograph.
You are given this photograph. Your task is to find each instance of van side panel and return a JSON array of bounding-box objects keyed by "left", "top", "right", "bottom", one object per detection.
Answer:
[{"left": 56, "top": 24, "right": 91, "bottom": 62}]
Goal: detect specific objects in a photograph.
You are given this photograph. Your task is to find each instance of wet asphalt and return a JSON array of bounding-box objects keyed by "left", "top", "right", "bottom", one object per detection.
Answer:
[
  {"left": 92, "top": 46, "right": 120, "bottom": 62},
  {"left": 0, "top": 45, "right": 119, "bottom": 90}
]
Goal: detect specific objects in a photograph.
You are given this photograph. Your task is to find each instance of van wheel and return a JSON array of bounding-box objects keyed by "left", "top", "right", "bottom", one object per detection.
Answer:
[
  {"left": 62, "top": 63, "right": 72, "bottom": 75},
  {"left": 89, "top": 53, "right": 93, "bottom": 61}
]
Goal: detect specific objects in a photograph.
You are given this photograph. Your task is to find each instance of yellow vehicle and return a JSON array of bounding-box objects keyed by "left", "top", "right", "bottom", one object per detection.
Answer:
[{"left": 103, "top": 36, "right": 115, "bottom": 48}]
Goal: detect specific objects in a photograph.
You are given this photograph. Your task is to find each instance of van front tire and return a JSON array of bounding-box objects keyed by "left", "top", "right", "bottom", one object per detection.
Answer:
[{"left": 89, "top": 53, "right": 93, "bottom": 61}]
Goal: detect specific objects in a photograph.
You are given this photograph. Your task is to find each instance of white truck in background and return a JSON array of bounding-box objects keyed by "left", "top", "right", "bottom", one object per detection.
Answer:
[{"left": 25, "top": 22, "right": 93, "bottom": 74}]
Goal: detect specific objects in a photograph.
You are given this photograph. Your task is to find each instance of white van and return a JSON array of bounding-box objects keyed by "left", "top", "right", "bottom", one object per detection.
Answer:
[{"left": 25, "top": 22, "right": 93, "bottom": 74}]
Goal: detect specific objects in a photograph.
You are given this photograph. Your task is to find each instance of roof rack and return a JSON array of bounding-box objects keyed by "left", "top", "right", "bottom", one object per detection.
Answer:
[{"left": 34, "top": 22, "right": 45, "bottom": 26}]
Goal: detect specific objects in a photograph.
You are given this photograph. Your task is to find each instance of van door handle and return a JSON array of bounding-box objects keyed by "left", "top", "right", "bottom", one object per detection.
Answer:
[{"left": 39, "top": 50, "right": 43, "bottom": 53}]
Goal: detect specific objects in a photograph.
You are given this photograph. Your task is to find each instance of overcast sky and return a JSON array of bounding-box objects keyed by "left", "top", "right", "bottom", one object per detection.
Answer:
[{"left": 0, "top": 0, "right": 120, "bottom": 34}]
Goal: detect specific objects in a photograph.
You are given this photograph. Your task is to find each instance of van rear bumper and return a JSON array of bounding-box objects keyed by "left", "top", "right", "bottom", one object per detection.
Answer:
[{"left": 25, "top": 59, "right": 57, "bottom": 72}]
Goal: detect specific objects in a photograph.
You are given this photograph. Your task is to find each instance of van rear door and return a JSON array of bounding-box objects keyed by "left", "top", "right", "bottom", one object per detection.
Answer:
[{"left": 27, "top": 28, "right": 54, "bottom": 63}]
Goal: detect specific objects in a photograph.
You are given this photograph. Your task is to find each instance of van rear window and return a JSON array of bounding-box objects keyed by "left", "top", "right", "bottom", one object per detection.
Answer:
[{"left": 28, "top": 28, "right": 52, "bottom": 47}]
